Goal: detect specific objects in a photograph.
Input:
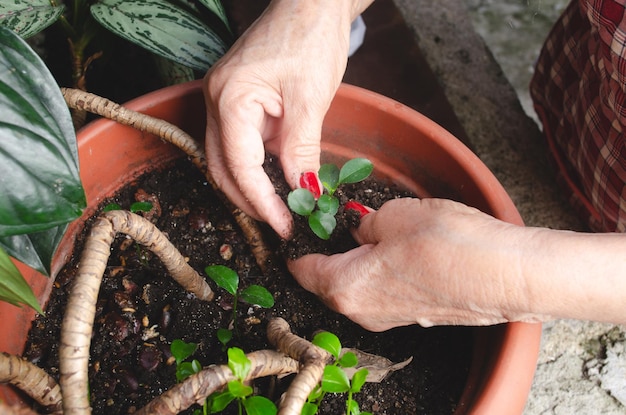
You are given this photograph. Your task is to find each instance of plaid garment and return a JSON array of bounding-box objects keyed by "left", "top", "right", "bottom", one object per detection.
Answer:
[{"left": 530, "top": 0, "right": 626, "bottom": 232}]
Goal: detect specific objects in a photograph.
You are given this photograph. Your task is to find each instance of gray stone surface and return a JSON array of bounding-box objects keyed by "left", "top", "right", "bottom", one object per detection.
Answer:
[{"left": 393, "top": 1, "right": 626, "bottom": 414}]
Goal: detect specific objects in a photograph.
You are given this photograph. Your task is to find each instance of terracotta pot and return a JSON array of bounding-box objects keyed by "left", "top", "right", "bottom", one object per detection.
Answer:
[{"left": 0, "top": 80, "right": 541, "bottom": 413}]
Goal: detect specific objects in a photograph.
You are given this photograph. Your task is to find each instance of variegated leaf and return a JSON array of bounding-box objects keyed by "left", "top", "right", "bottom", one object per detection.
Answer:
[
  {"left": 153, "top": 54, "right": 195, "bottom": 86},
  {"left": 197, "top": 0, "right": 230, "bottom": 30},
  {"left": 0, "top": 0, "right": 64, "bottom": 39},
  {"left": 90, "top": 0, "right": 226, "bottom": 71}
]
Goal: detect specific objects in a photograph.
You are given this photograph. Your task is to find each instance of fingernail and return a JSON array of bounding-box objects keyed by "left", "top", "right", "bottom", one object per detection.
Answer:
[
  {"left": 299, "top": 171, "right": 321, "bottom": 199},
  {"left": 344, "top": 201, "right": 370, "bottom": 218}
]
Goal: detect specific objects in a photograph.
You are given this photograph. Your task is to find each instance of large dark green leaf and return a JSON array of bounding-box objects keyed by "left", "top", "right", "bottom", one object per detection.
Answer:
[
  {"left": 0, "top": 27, "right": 85, "bottom": 235},
  {"left": 0, "top": 224, "right": 67, "bottom": 276},
  {"left": 0, "top": 0, "right": 65, "bottom": 39},
  {"left": 90, "top": 0, "right": 227, "bottom": 71},
  {"left": 0, "top": 246, "right": 42, "bottom": 313},
  {"left": 0, "top": 26, "right": 85, "bottom": 270}
]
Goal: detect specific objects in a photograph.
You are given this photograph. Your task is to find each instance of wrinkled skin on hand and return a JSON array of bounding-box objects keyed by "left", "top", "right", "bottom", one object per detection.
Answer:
[
  {"left": 288, "top": 198, "right": 537, "bottom": 331},
  {"left": 203, "top": 1, "right": 356, "bottom": 239}
]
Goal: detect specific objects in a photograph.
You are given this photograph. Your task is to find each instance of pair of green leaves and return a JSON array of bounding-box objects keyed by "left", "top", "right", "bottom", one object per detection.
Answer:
[
  {"left": 0, "top": 0, "right": 230, "bottom": 72},
  {"left": 303, "top": 331, "right": 371, "bottom": 415},
  {"left": 205, "top": 265, "right": 274, "bottom": 348},
  {"left": 171, "top": 341, "right": 277, "bottom": 414},
  {"left": 287, "top": 158, "right": 373, "bottom": 240},
  {"left": 171, "top": 339, "right": 202, "bottom": 383},
  {"left": 204, "top": 265, "right": 274, "bottom": 309}
]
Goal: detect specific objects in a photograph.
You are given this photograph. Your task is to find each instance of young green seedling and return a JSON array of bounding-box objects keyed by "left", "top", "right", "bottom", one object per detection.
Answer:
[
  {"left": 170, "top": 339, "right": 209, "bottom": 415},
  {"left": 303, "top": 331, "right": 372, "bottom": 415},
  {"left": 170, "top": 339, "right": 202, "bottom": 383},
  {"left": 204, "top": 265, "right": 274, "bottom": 345},
  {"left": 206, "top": 347, "right": 277, "bottom": 415},
  {"left": 288, "top": 158, "right": 373, "bottom": 239},
  {"left": 103, "top": 201, "right": 153, "bottom": 213}
]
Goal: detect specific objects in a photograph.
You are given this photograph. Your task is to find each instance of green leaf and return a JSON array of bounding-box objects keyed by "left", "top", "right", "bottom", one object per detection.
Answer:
[
  {"left": 191, "top": 359, "right": 202, "bottom": 373},
  {"left": 347, "top": 400, "right": 361, "bottom": 415},
  {"left": 312, "top": 331, "right": 342, "bottom": 359},
  {"left": 130, "top": 201, "right": 153, "bottom": 213},
  {"left": 205, "top": 264, "right": 238, "bottom": 295},
  {"left": 338, "top": 158, "right": 373, "bottom": 185},
  {"left": 217, "top": 328, "right": 232, "bottom": 346},
  {"left": 227, "top": 379, "right": 252, "bottom": 398},
  {"left": 0, "top": 223, "right": 68, "bottom": 276},
  {"left": 316, "top": 194, "right": 339, "bottom": 215},
  {"left": 227, "top": 347, "right": 251, "bottom": 380},
  {"left": 240, "top": 285, "right": 274, "bottom": 308},
  {"left": 0, "top": 1, "right": 65, "bottom": 39},
  {"left": 152, "top": 54, "right": 195, "bottom": 86},
  {"left": 90, "top": 0, "right": 227, "bottom": 71},
  {"left": 287, "top": 188, "right": 315, "bottom": 216},
  {"left": 197, "top": 0, "right": 230, "bottom": 30},
  {"left": 176, "top": 361, "right": 199, "bottom": 382},
  {"left": 208, "top": 390, "right": 236, "bottom": 412},
  {"left": 242, "top": 396, "right": 277, "bottom": 415},
  {"left": 307, "top": 385, "right": 323, "bottom": 401},
  {"left": 301, "top": 402, "right": 319, "bottom": 415},
  {"left": 103, "top": 203, "right": 122, "bottom": 212},
  {"left": 350, "top": 368, "right": 369, "bottom": 393},
  {"left": 170, "top": 339, "right": 198, "bottom": 364},
  {"left": 321, "top": 365, "right": 350, "bottom": 393},
  {"left": 308, "top": 211, "right": 336, "bottom": 240},
  {"left": 338, "top": 351, "right": 358, "bottom": 368},
  {"left": 0, "top": 26, "right": 86, "bottom": 238},
  {"left": 0, "top": 246, "right": 42, "bottom": 313},
  {"left": 318, "top": 163, "right": 340, "bottom": 194}
]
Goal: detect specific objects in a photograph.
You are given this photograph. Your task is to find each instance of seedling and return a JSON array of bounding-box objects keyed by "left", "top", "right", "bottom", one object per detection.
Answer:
[
  {"left": 170, "top": 339, "right": 202, "bottom": 383},
  {"left": 303, "top": 331, "right": 372, "bottom": 415},
  {"left": 204, "top": 265, "right": 274, "bottom": 345},
  {"left": 170, "top": 339, "right": 208, "bottom": 415},
  {"left": 288, "top": 158, "right": 373, "bottom": 239},
  {"left": 206, "top": 347, "right": 277, "bottom": 415},
  {"left": 103, "top": 201, "right": 153, "bottom": 213}
]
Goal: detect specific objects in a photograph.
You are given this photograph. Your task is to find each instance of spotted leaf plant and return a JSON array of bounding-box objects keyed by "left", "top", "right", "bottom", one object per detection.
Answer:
[{"left": 287, "top": 158, "right": 373, "bottom": 239}]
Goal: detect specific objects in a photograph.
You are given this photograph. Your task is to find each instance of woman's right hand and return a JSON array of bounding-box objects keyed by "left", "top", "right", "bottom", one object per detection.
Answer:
[{"left": 203, "top": 0, "right": 372, "bottom": 239}]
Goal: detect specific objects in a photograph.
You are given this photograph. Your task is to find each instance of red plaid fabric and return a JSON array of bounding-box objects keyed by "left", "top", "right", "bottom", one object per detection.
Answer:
[{"left": 530, "top": 0, "right": 626, "bottom": 232}]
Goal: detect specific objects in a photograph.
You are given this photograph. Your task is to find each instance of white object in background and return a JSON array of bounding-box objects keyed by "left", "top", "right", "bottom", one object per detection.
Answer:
[{"left": 348, "top": 15, "right": 366, "bottom": 57}]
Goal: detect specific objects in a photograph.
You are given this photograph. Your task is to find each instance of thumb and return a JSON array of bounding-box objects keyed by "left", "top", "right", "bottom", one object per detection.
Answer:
[{"left": 287, "top": 244, "right": 376, "bottom": 297}]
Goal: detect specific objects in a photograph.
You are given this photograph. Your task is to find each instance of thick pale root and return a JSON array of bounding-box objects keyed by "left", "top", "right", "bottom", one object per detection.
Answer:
[
  {"left": 0, "top": 402, "right": 42, "bottom": 415},
  {"left": 267, "top": 318, "right": 331, "bottom": 415},
  {"left": 135, "top": 350, "right": 299, "bottom": 415},
  {"left": 0, "top": 353, "right": 62, "bottom": 414},
  {"left": 59, "top": 210, "right": 213, "bottom": 415}
]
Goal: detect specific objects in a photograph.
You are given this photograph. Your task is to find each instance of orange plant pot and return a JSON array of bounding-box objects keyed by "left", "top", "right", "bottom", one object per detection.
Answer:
[{"left": 0, "top": 81, "right": 541, "bottom": 414}]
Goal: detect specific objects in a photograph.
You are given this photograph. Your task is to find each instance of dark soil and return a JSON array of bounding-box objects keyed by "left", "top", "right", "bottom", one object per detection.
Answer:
[{"left": 24, "top": 156, "right": 472, "bottom": 415}]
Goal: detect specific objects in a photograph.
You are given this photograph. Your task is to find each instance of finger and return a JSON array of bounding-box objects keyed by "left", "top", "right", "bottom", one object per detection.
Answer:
[
  {"left": 221, "top": 110, "right": 294, "bottom": 239},
  {"left": 350, "top": 209, "right": 380, "bottom": 246},
  {"left": 277, "top": 95, "right": 328, "bottom": 189}
]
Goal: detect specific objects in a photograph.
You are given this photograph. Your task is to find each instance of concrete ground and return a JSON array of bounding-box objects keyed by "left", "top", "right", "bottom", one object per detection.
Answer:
[{"left": 389, "top": 1, "right": 626, "bottom": 414}]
